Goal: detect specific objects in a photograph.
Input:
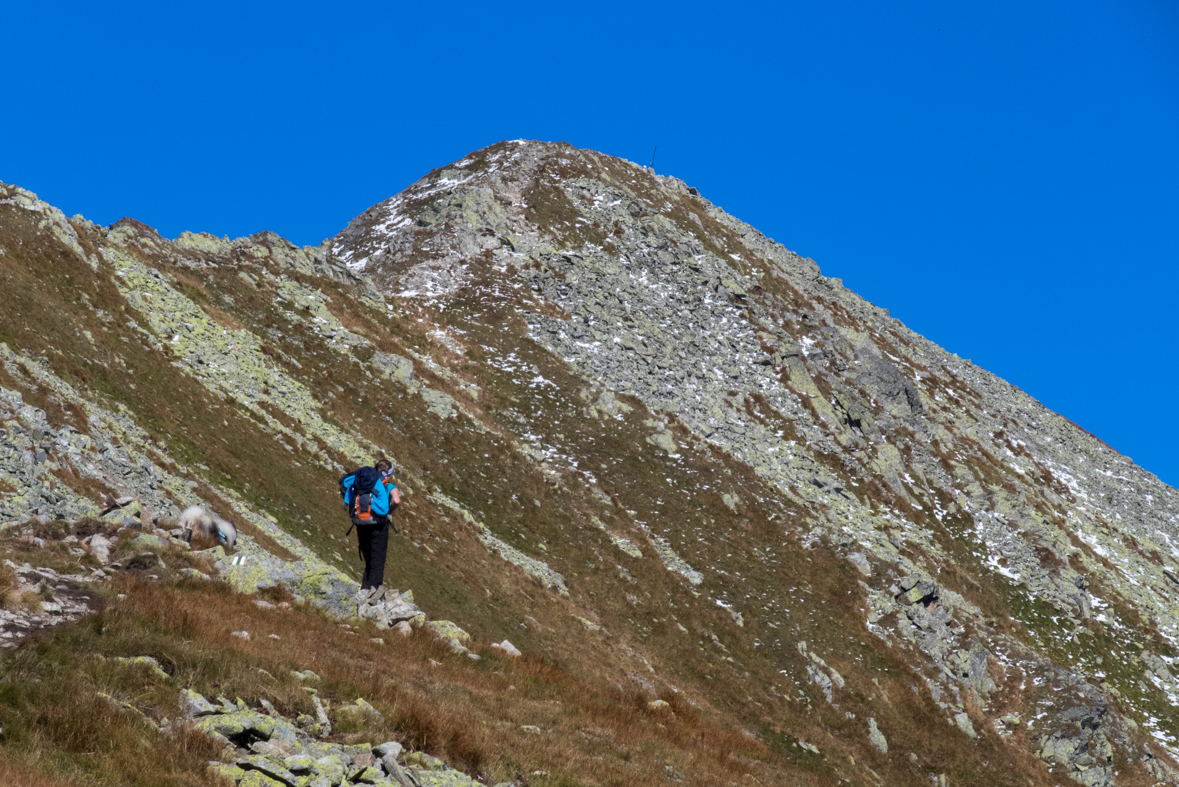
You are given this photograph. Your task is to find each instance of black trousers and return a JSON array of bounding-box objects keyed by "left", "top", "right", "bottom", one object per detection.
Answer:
[{"left": 356, "top": 517, "right": 390, "bottom": 590}]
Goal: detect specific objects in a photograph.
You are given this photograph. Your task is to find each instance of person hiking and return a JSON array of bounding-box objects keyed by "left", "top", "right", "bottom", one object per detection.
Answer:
[{"left": 339, "top": 457, "right": 401, "bottom": 591}]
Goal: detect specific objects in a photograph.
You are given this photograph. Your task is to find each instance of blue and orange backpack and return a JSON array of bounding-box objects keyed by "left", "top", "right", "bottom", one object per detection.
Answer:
[{"left": 339, "top": 466, "right": 380, "bottom": 529}]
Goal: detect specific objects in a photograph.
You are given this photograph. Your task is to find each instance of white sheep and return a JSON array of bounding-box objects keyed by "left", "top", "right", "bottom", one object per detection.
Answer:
[{"left": 178, "top": 505, "right": 237, "bottom": 550}]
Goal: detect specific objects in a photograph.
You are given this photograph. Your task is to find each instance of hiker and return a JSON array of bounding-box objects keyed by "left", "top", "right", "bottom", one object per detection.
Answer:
[{"left": 339, "top": 457, "right": 401, "bottom": 591}]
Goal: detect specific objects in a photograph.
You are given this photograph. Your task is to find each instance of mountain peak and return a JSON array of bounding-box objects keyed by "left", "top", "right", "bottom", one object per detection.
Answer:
[{"left": 1, "top": 146, "right": 1177, "bottom": 786}]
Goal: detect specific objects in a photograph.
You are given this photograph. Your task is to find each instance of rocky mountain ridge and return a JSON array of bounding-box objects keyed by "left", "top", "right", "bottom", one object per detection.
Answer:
[{"left": 1, "top": 140, "right": 1177, "bottom": 786}]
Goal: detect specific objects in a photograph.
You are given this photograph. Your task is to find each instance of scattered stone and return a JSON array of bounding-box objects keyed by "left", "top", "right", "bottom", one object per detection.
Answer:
[
  {"left": 646, "top": 430, "right": 677, "bottom": 454},
  {"left": 954, "top": 712, "right": 977, "bottom": 739},
  {"left": 178, "top": 687, "right": 478, "bottom": 787},
  {"left": 311, "top": 695, "right": 331, "bottom": 736},
  {"left": 356, "top": 588, "right": 424, "bottom": 629},
  {"left": 128, "top": 533, "right": 171, "bottom": 552},
  {"left": 375, "top": 741, "right": 403, "bottom": 761},
  {"left": 86, "top": 533, "right": 114, "bottom": 564},
  {"left": 490, "top": 639, "right": 521, "bottom": 657},
  {"left": 866, "top": 717, "right": 888, "bottom": 753},
  {"left": 426, "top": 620, "right": 471, "bottom": 653},
  {"left": 237, "top": 755, "right": 298, "bottom": 787},
  {"left": 178, "top": 567, "right": 209, "bottom": 580},
  {"left": 126, "top": 552, "right": 165, "bottom": 571},
  {"left": 108, "top": 655, "right": 170, "bottom": 681},
  {"left": 182, "top": 688, "right": 217, "bottom": 717},
  {"left": 575, "top": 616, "right": 600, "bottom": 631},
  {"left": 337, "top": 698, "right": 384, "bottom": 724},
  {"left": 384, "top": 759, "right": 418, "bottom": 787},
  {"left": 413, "top": 771, "right": 479, "bottom": 787}
]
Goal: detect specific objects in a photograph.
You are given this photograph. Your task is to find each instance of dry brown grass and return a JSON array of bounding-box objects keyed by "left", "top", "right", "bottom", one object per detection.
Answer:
[
  {"left": 0, "top": 564, "right": 18, "bottom": 609},
  {"left": 0, "top": 758, "right": 86, "bottom": 787},
  {"left": 0, "top": 572, "right": 802, "bottom": 786}
]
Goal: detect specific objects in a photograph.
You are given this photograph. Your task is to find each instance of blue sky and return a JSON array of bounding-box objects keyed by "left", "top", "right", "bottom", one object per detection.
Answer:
[{"left": 5, "top": 2, "right": 1178, "bottom": 485}]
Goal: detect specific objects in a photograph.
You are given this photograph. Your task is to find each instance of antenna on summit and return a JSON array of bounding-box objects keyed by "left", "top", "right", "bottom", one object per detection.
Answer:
[{"left": 647, "top": 146, "right": 657, "bottom": 172}]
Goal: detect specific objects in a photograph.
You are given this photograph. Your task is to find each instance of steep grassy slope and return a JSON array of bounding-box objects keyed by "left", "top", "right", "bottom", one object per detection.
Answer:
[{"left": 1, "top": 141, "right": 1177, "bottom": 787}]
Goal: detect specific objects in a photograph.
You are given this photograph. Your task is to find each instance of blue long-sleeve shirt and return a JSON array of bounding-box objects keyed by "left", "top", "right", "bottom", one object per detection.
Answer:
[{"left": 371, "top": 477, "right": 397, "bottom": 516}]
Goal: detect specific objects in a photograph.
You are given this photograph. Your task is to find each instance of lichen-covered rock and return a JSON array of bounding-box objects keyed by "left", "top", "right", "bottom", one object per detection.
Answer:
[
  {"left": 314, "top": 756, "right": 346, "bottom": 785},
  {"left": 344, "top": 765, "right": 380, "bottom": 784},
  {"left": 610, "top": 534, "right": 642, "bottom": 558},
  {"left": 401, "top": 752, "right": 448, "bottom": 771},
  {"left": 268, "top": 716, "right": 301, "bottom": 748},
  {"left": 196, "top": 710, "right": 275, "bottom": 741},
  {"left": 181, "top": 688, "right": 217, "bottom": 717},
  {"left": 425, "top": 620, "right": 471, "bottom": 653},
  {"left": 238, "top": 770, "right": 287, "bottom": 787},
  {"left": 283, "top": 753, "right": 315, "bottom": 773},
  {"left": 127, "top": 533, "right": 171, "bottom": 552},
  {"left": 196, "top": 713, "right": 248, "bottom": 739},
  {"left": 420, "top": 389, "right": 456, "bottom": 419},
  {"left": 411, "top": 769, "right": 479, "bottom": 787},
  {"left": 646, "top": 429, "right": 677, "bottom": 454},
  {"left": 866, "top": 717, "right": 888, "bottom": 753},
  {"left": 646, "top": 534, "right": 702, "bottom": 585},
  {"left": 208, "top": 763, "right": 247, "bottom": 782},
  {"left": 336, "top": 697, "right": 384, "bottom": 725},
  {"left": 954, "top": 712, "right": 978, "bottom": 739},
  {"left": 237, "top": 755, "right": 298, "bottom": 787},
  {"left": 108, "top": 655, "right": 170, "bottom": 681}
]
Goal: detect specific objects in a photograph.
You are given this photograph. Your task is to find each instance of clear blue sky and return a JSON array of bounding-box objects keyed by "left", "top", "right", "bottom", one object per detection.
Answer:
[{"left": 5, "top": 2, "right": 1178, "bottom": 486}]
